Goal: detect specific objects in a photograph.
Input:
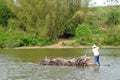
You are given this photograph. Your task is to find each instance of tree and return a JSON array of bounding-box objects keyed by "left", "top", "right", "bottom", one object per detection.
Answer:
[
  {"left": 0, "top": 0, "right": 11, "bottom": 26},
  {"left": 5, "top": 0, "right": 89, "bottom": 40},
  {"left": 106, "top": 0, "right": 119, "bottom": 5},
  {"left": 108, "top": 8, "right": 120, "bottom": 25}
]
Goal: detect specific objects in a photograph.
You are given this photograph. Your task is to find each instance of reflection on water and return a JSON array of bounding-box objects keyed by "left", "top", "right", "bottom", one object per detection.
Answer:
[
  {"left": 93, "top": 66, "right": 100, "bottom": 73},
  {"left": 0, "top": 48, "right": 120, "bottom": 80}
]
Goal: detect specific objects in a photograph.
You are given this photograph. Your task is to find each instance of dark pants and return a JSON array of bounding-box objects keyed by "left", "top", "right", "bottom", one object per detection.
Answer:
[{"left": 94, "top": 55, "right": 100, "bottom": 66}]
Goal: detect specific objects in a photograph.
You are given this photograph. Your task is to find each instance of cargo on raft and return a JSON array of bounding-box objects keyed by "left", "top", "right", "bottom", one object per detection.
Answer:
[{"left": 40, "top": 56, "right": 95, "bottom": 66}]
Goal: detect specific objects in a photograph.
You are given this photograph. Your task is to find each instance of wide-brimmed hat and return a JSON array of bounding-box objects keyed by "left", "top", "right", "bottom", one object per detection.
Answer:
[{"left": 92, "top": 44, "right": 97, "bottom": 48}]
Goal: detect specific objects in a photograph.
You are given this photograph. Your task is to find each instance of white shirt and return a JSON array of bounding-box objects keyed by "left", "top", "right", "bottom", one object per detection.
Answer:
[{"left": 92, "top": 47, "right": 100, "bottom": 56}]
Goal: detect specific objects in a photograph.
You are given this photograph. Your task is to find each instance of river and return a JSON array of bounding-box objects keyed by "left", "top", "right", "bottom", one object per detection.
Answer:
[{"left": 0, "top": 48, "right": 120, "bottom": 80}]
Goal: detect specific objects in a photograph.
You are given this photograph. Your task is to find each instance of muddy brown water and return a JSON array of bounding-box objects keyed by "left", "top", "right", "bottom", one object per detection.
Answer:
[{"left": 0, "top": 48, "right": 120, "bottom": 80}]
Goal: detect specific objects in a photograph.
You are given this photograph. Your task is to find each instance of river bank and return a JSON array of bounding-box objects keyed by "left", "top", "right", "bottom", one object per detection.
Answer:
[
  {"left": 1, "top": 39, "right": 120, "bottom": 49},
  {"left": 14, "top": 39, "right": 120, "bottom": 49},
  {"left": 14, "top": 46, "right": 120, "bottom": 49}
]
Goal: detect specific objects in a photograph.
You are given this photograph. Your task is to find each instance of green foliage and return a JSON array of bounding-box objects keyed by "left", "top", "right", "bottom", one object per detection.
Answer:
[
  {"left": 87, "top": 7, "right": 109, "bottom": 26},
  {"left": 104, "top": 26, "right": 120, "bottom": 46},
  {"left": 5, "top": 0, "right": 87, "bottom": 40},
  {"left": 74, "top": 24, "right": 108, "bottom": 46},
  {"left": 5, "top": 31, "right": 51, "bottom": 48},
  {"left": 0, "top": 0, "right": 15, "bottom": 27},
  {"left": 75, "top": 24, "right": 92, "bottom": 37},
  {"left": 0, "top": 5, "right": 10, "bottom": 26},
  {"left": 107, "top": 9, "right": 120, "bottom": 25},
  {"left": 0, "top": 30, "right": 52, "bottom": 48},
  {"left": 7, "top": 18, "right": 20, "bottom": 31},
  {"left": 19, "top": 34, "right": 37, "bottom": 46},
  {"left": 75, "top": 24, "right": 93, "bottom": 45},
  {"left": 64, "top": 11, "right": 85, "bottom": 36},
  {"left": 0, "top": 30, "right": 7, "bottom": 48},
  {"left": 5, "top": 31, "right": 22, "bottom": 48},
  {"left": 0, "top": 0, "right": 120, "bottom": 48}
]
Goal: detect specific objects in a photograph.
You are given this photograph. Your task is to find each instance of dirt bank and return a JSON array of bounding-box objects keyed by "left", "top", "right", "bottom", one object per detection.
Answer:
[{"left": 14, "top": 39, "right": 120, "bottom": 49}]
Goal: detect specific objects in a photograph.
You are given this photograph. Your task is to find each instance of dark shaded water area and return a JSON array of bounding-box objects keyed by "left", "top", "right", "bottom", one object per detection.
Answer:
[{"left": 0, "top": 48, "right": 120, "bottom": 80}]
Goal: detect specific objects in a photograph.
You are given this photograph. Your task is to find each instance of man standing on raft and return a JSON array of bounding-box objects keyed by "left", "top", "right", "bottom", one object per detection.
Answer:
[{"left": 92, "top": 44, "right": 100, "bottom": 66}]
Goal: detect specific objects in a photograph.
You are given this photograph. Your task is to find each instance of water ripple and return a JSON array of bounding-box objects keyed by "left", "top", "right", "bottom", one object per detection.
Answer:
[{"left": 0, "top": 54, "right": 120, "bottom": 80}]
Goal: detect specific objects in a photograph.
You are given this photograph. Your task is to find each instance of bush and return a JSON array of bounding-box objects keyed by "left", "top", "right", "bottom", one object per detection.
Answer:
[
  {"left": 0, "top": 29, "right": 54, "bottom": 48},
  {"left": 75, "top": 24, "right": 93, "bottom": 45},
  {"left": 7, "top": 18, "right": 20, "bottom": 31},
  {"left": 18, "top": 34, "right": 38, "bottom": 46},
  {"left": 6, "top": 31, "right": 52, "bottom": 48},
  {"left": 75, "top": 24, "right": 92, "bottom": 38},
  {"left": 64, "top": 14, "right": 84, "bottom": 37},
  {"left": 37, "top": 37, "right": 51, "bottom": 46},
  {"left": 0, "top": 30, "right": 7, "bottom": 48},
  {"left": 5, "top": 31, "right": 24, "bottom": 48},
  {"left": 107, "top": 9, "right": 120, "bottom": 25},
  {"left": 103, "top": 26, "right": 120, "bottom": 46},
  {"left": 0, "top": 5, "right": 11, "bottom": 26},
  {"left": 2, "top": 31, "right": 38, "bottom": 48},
  {"left": 75, "top": 24, "right": 108, "bottom": 46}
]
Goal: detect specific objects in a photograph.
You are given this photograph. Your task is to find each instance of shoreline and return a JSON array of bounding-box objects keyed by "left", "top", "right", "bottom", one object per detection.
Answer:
[
  {"left": 13, "top": 45, "right": 120, "bottom": 49},
  {"left": 1, "top": 39, "right": 120, "bottom": 49},
  {"left": 13, "top": 39, "right": 120, "bottom": 49}
]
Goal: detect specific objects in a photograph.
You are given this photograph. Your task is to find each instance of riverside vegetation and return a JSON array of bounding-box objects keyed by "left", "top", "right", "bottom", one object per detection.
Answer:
[{"left": 0, "top": 0, "right": 120, "bottom": 48}]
